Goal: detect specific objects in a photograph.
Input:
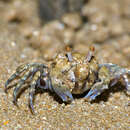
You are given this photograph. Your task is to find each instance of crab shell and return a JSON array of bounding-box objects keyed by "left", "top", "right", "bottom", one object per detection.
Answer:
[{"left": 50, "top": 51, "right": 98, "bottom": 98}]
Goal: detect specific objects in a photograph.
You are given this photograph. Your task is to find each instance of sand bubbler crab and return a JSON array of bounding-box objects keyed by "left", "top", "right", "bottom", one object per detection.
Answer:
[{"left": 5, "top": 46, "right": 130, "bottom": 113}]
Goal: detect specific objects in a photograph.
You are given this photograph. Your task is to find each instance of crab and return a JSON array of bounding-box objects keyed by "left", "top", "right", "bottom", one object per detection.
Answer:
[{"left": 5, "top": 46, "right": 130, "bottom": 113}]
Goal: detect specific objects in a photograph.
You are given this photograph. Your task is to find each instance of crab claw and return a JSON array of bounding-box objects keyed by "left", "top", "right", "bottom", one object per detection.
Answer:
[
  {"left": 84, "top": 85, "right": 108, "bottom": 101},
  {"left": 84, "top": 89, "right": 98, "bottom": 100},
  {"left": 52, "top": 86, "right": 74, "bottom": 102}
]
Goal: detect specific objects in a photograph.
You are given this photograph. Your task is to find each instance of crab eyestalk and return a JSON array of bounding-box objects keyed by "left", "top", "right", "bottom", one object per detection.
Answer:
[{"left": 86, "top": 46, "right": 95, "bottom": 62}]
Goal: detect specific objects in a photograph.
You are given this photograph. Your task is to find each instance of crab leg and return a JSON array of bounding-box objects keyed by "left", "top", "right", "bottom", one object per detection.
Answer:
[
  {"left": 29, "top": 71, "right": 41, "bottom": 113},
  {"left": 5, "top": 63, "right": 47, "bottom": 92},
  {"left": 5, "top": 64, "right": 28, "bottom": 92},
  {"left": 122, "top": 74, "right": 130, "bottom": 95},
  {"left": 99, "top": 63, "right": 130, "bottom": 94},
  {"left": 13, "top": 67, "right": 38, "bottom": 105}
]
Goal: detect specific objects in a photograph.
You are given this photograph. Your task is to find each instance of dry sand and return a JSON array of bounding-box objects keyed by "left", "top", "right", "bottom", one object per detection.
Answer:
[{"left": 0, "top": 0, "right": 129, "bottom": 129}]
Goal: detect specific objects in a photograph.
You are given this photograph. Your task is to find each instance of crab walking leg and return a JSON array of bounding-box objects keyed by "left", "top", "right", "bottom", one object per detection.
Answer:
[
  {"left": 85, "top": 66, "right": 110, "bottom": 101},
  {"left": 99, "top": 63, "right": 130, "bottom": 94},
  {"left": 123, "top": 73, "right": 130, "bottom": 95},
  {"left": 5, "top": 63, "right": 46, "bottom": 92},
  {"left": 99, "top": 63, "right": 129, "bottom": 76},
  {"left": 5, "top": 64, "right": 29, "bottom": 92},
  {"left": 13, "top": 67, "right": 38, "bottom": 105},
  {"left": 29, "top": 71, "right": 41, "bottom": 113}
]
